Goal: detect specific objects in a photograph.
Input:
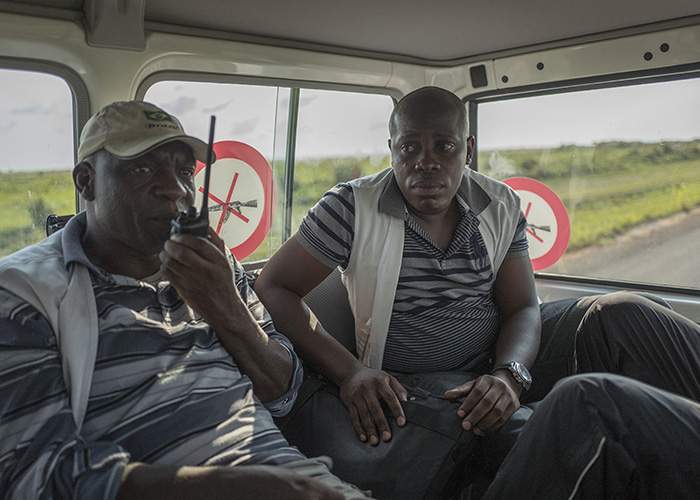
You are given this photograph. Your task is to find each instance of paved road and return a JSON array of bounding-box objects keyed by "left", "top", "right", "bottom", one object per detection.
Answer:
[{"left": 547, "top": 208, "right": 700, "bottom": 289}]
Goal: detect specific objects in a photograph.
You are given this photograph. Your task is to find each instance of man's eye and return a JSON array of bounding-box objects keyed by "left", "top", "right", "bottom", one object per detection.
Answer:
[
  {"left": 438, "top": 142, "right": 456, "bottom": 153},
  {"left": 181, "top": 167, "right": 195, "bottom": 178},
  {"left": 131, "top": 166, "right": 153, "bottom": 175},
  {"left": 400, "top": 143, "right": 416, "bottom": 153}
]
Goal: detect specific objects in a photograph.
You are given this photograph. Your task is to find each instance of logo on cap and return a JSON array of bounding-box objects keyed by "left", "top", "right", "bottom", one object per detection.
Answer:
[{"left": 144, "top": 110, "right": 175, "bottom": 123}]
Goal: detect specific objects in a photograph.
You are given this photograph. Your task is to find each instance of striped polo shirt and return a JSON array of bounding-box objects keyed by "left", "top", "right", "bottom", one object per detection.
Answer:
[
  {"left": 0, "top": 215, "right": 305, "bottom": 499},
  {"left": 298, "top": 171, "right": 528, "bottom": 373}
]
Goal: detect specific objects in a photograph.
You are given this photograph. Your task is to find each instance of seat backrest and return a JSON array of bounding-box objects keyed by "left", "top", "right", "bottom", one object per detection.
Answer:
[{"left": 303, "top": 268, "right": 357, "bottom": 355}]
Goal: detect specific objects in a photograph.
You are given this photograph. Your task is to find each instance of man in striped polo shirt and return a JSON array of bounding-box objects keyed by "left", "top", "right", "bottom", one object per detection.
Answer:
[
  {"left": 256, "top": 87, "right": 700, "bottom": 448},
  {"left": 0, "top": 101, "right": 370, "bottom": 500}
]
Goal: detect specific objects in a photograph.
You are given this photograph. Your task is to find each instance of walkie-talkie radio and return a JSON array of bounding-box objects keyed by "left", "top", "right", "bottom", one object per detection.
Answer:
[{"left": 170, "top": 116, "right": 216, "bottom": 238}]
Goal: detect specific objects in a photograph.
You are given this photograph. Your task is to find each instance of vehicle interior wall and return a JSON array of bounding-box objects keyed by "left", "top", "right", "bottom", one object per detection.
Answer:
[
  {"left": 2, "top": 7, "right": 699, "bottom": 109},
  {"left": 1, "top": 3, "right": 700, "bottom": 321}
]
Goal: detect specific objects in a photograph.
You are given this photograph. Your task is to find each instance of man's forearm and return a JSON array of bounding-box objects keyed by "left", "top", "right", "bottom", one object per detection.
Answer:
[
  {"left": 494, "top": 304, "right": 541, "bottom": 369},
  {"left": 490, "top": 305, "right": 541, "bottom": 398},
  {"left": 212, "top": 302, "right": 293, "bottom": 402},
  {"left": 118, "top": 461, "right": 344, "bottom": 500},
  {"left": 118, "top": 463, "right": 215, "bottom": 500}
]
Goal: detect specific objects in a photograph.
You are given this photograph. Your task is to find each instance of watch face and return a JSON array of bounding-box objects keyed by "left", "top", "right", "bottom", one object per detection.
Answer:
[
  {"left": 512, "top": 361, "right": 532, "bottom": 387},
  {"left": 516, "top": 362, "right": 532, "bottom": 381}
]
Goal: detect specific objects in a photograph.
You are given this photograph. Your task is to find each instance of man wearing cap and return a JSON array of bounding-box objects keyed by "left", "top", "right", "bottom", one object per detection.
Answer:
[{"left": 0, "top": 101, "right": 370, "bottom": 500}]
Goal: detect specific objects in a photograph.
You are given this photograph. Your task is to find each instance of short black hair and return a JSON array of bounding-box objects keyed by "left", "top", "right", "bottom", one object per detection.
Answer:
[{"left": 389, "top": 86, "right": 467, "bottom": 137}]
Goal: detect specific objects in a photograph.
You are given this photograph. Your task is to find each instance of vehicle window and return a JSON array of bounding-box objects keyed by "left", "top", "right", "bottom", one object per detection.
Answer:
[
  {"left": 0, "top": 68, "right": 76, "bottom": 258},
  {"left": 477, "top": 77, "right": 700, "bottom": 289},
  {"left": 145, "top": 82, "right": 394, "bottom": 261},
  {"left": 292, "top": 89, "right": 394, "bottom": 230},
  {"left": 145, "top": 81, "right": 292, "bottom": 262}
]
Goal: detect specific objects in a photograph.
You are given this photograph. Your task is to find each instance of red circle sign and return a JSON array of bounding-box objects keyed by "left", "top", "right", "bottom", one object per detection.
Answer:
[
  {"left": 504, "top": 177, "right": 570, "bottom": 271},
  {"left": 195, "top": 141, "right": 274, "bottom": 260}
]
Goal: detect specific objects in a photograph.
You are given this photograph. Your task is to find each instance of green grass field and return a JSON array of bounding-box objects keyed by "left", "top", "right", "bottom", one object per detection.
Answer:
[
  {"left": 0, "top": 170, "right": 75, "bottom": 256},
  {"left": 545, "top": 161, "right": 700, "bottom": 249},
  {"left": 478, "top": 140, "right": 700, "bottom": 250},
  {"left": 2, "top": 139, "right": 699, "bottom": 259}
]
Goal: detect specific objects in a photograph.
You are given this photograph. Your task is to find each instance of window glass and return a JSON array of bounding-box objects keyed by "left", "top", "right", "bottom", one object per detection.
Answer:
[
  {"left": 0, "top": 69, "right": 75, "bottom": 258},
  {"left": 145, "top": 81, "right": 291, "bottom": 262},
  {"left": 477, "top": 77, "right": 700, "bottom": 289},
  {"left": 292, "top": 89, "right": 394, "bottom": 230}
]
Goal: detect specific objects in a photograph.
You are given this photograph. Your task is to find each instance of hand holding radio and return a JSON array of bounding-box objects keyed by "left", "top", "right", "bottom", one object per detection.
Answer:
[{"left": 160, "top": 231, "right": 246, "bottom": 329}]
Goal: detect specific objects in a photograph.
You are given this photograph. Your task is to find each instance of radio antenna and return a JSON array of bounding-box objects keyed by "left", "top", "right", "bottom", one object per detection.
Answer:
[{"left": 199, "top": 115, "right": 216, "bottom": 220}]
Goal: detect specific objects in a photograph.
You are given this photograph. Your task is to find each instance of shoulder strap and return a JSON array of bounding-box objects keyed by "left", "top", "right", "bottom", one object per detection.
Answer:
[{"left": 0, "top": 237, "right": 98, "bottom": 431}]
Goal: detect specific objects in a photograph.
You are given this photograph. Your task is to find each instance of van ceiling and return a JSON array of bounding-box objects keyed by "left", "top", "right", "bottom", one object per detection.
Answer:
[{"left": 5, "top": 0, "right": 700, "bottom": 62}]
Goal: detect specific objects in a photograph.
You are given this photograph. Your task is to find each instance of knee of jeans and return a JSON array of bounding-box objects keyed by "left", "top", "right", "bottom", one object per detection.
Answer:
[
  {"left": 550, "top": 373, "right": 644, "bottom": 411},
  {"left": 546, "top": 374, "right": 596, "bottom": 408},
  {"left": 576, "top": 292, "right": 634, "bottom": 343},
  {"left": 579, "top": 292, "right": 653, "bottom": 339},
  {"left": 590, "top": 291, "right": 640, "bottom": 313},
  {"left": 589, "top": 291, "right": 670, "bottom": 316},
  {"left": 584, "top": 291, "right": 672, "bottom": 328}
]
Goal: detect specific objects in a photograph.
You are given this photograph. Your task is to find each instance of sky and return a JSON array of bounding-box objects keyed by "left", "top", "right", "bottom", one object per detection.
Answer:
[
  {"left": 144, "top": 80, "right": 395, "bottom": 162},
  {"left": 478, "top": 77, "right": 700, "bottom": 150},
  {"left": 1, "top": 68, "right": 700, "bottom": 172},
  {"left": 0, "top": 70, "right": 74, "bottom": 172}
]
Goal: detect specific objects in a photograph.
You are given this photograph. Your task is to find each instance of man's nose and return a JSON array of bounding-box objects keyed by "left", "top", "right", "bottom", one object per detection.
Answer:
[
  {"left": 416, "top": 147, "right": 439, "bottom": 170},
  {"left": 154, "top": 169, "right": 189, "bottom": 202}
]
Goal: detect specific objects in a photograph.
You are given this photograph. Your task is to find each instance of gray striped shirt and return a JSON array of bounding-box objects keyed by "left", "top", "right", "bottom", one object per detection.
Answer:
[
  {"left": 0, "top": 216, "right": 305, "bottom": 499},
  {"left": 298, "top": 175, "right": 529, "bottom": 373}
]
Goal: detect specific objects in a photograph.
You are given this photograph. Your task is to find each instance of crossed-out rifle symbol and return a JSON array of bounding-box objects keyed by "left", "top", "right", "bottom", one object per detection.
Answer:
[
  {"left": 198, "top": 172, "right": 258, "bottom": 233},
  {"left": 524, "top": 201, "right": 551, "bottom": 243}
]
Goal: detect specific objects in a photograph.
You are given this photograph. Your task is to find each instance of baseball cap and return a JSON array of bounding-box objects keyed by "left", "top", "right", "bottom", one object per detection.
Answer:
[{"left": 77, "top": 101, "right": 213, "bottom": 164}]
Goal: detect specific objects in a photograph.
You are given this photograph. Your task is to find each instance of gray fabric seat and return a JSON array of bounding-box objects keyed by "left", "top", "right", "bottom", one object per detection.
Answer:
[{"left": 303, "top": 268, "right": 357, "bottom": 356}]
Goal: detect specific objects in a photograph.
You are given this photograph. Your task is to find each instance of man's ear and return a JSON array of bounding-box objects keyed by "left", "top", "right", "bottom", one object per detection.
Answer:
[
  {"left": 73, "top": 161, "right": 96, "bottom": 201},
  {"left": 387, "top": 138, "right": 392, "bottom": 151},
  {"left": 466, "top": 135, "right": 476, "bottom": 165}
]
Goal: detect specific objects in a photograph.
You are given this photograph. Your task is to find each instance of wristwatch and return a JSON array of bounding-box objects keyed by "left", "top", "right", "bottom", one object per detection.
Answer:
[{"left": 492, "top": 361, "right": 532, "bottom": 392}]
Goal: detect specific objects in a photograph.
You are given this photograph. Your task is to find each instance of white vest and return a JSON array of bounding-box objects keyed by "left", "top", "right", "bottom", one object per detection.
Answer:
[
  {"left": 342, "top": 168, "right": 521, "bottom": 369},
  {"left": 0, "top": 229, "right": 98, "bottom": 431}
]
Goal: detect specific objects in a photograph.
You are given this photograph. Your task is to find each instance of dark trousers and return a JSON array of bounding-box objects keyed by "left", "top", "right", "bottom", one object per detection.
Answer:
[
  {"left": 472, "top": 292, "right": 700, "bottom": 490},
  {"left": 482, "top": 373, "right": 700, "bottom": 500},
  {"left": 528, "top": 291, "right": 700, "bottom": 403}
]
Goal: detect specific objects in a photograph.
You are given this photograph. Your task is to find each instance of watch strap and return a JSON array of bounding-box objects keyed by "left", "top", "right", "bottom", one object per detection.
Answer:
[{"left": 492, "top": 361, "right": 531, "bottom": 391}]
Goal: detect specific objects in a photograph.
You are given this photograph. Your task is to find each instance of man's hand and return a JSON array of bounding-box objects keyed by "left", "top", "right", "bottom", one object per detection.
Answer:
[
  {"left": 444, "top": 372, "right": 521, "bottom": 435},
  {"left": 118, "top": 463, "right": 344, "bottom": 500},
  {"left": 339, "top": 366, "right": 408, "bottom": 445},
  {"left": 159, "top": 231, "right": 242, "bottom": 329},
  {"left": 160, "top": 230, "right": 293, "bottom": 402}
]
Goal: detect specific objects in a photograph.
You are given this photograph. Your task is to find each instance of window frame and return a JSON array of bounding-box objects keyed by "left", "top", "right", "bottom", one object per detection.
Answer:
[
  {"left": 0, "top": 56, "right": 90, "bottom": 213},
  {"left": 136, "top": 71, "right": 397, "bottom": 265},
  {"left": 466, "top": 62, "right": 700, "bottom": 295}
]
